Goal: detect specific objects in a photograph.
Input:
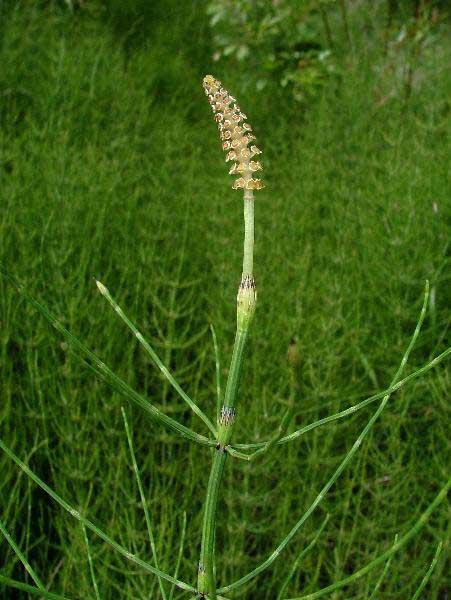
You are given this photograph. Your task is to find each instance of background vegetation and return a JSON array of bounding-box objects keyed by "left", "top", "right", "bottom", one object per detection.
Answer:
[{"left": 0, "top": 0, "right": 450, "bottom": 598}]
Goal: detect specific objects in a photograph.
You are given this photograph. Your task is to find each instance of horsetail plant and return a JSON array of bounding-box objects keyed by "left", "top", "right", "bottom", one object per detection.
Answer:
[
  {"left": 0, "top": 76, "right": 450, "bottom": 600},
  {"left": 197, "top": 74, "right": 263, "bottom": 599}
]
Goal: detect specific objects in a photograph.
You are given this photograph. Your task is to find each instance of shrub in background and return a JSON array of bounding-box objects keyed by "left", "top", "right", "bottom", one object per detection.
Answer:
[{"left": 206, "top": 0, "right": 340, "bottom": 103}]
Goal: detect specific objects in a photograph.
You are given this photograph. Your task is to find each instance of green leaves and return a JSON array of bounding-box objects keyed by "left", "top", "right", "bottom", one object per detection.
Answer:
[{"left": 206, "top": 0, "right": 339, "bottom": 103}]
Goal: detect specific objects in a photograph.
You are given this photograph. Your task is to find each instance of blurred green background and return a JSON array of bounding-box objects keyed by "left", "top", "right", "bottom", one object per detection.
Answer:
[{"left": 0, "top": 1, "right": 450, "bottom": 598}]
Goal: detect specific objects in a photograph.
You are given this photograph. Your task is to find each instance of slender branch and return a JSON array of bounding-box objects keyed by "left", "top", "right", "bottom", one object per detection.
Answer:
[
  {"left": 276, "top": 515, "right": 330, "bottom": 600},
  {"left": 411, "top": 541, "right": 443, "bottom": 600},
  {"left": 169, "top": 512, "right": 187, "bottom": 600},
  {"left": 97, "top": 280, "right": 216, "bottom": 437},
  {"left": 368, "top": 534, "right": 398, "bottom": 600},
  {"left": 226, "top": 446, "right": 255, "bottom": 461},
  {"left": 244, "top": 395, "right": 295, "bottom": 462},
  {"left": 0, "top": 438, "right": 197, "bottom": 595},
  {"left": 218, "top": 283, "right": 429, "bottom": 594},
  {"left": 284, "top": 482, "right": 449, "bottom": 599},
  {"left": 0, "top": 268, "right": 214, "bottom": 448},
  {"left": 81, "top": 523, "right": 100, "bottom": 600},
  {"left": 0, "top": 575, "right": 68, "bottom": 600},
  {"left": 0, "top": 518, "right": 45, "bottom": 591},
  {"left": 122, "top": 408, "right": 167, "bottom": 600},
  {"left": 232, "top": 347, "right": 450, "bottom": 453}
]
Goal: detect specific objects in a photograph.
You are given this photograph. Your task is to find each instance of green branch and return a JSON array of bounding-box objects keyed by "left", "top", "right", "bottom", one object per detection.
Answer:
[
  {"left": 285, "top": 483, "right": 448, "bottom": 599},
  {"left": 97, "top": 280, "right": 216, "bottom": 437},
  {"left": 0, "top": 267, "right": 214, "bottom": 448},
  {"left": 0, "top": 518, "right": 45, "bottom": 591},
  {"left": 218, "top": 283, "right": 429, "bottom": 594},
  {"left": 276, "top": 515, "right": 330, "bottom": 600},
  {"left": 122, "top": 408, "right": 168, "bottom": 600},
  {"left": 411, "top": 541, "right": 443, "bottom": 600},
  {"left": 0, "top": 438, "right": 197, "bottom": 595},
  {"left": 232, "top": 346, "right": 450, "bottom": 454},
  {"left": 81, "top": 524, "right": 100, "bottom": 600},
  {"left": 368, "top": 534, "right": 398, "bottom": 600},
  {"left": 0, "top": 575, "right": 68, "bottom": 600}
]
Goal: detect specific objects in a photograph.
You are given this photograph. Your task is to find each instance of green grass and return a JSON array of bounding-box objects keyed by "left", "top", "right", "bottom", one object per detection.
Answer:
[{"left": 1, "top": 2, "right": 450, "bottom": 599}]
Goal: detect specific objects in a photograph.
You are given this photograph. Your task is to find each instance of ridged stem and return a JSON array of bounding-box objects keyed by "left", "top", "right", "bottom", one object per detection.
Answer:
[
  {"left": 223, "top": 330, "right": 249, "bottom": 412},
  {"left": 197, "top": 193, "right": 255, "bottom": 598},
  {"left": 243, "top": 191, "right": 254, "bottom": 276},
  {"left": 197, "top": 450, "right": 227, "bottom": 599}
]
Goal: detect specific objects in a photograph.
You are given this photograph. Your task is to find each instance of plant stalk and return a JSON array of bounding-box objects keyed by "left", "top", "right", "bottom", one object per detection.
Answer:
[
  {"left": 197, "top": 193, "right": 256, "bottom": 598},
  {"left": 243, "top": 190, "right": 254, "bottom": 276}
]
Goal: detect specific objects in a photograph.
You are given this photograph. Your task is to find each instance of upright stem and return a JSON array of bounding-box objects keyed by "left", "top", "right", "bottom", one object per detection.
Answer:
[
  {"left": 197, "top": 193, "right": 256, "bottom": 598},
  {"left": 243, "top": 191, "right": 254, "bottom": 276},
  {"left": 197, "top": 451, "right": 227, "bottom": 599}
]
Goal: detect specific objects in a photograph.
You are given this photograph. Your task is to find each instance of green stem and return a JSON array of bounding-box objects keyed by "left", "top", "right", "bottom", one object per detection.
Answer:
[
  {"left": 198, "top": 329, "right": 249, "bottom": 598},
  {"left": 224, "top": 330, "right": 248, "bottom": 412},
  {"left": 411, "top": 540, "right": 443, "bottom": 600},
  {"left": 243, "top": 192, "right": 254, "bottom": 276},
  {"left": 197, "top": 192, "right": 255, "bottom": 597},
  {"left": 198, "top": 451, "right": 227, "bottom": 599},
  {"left": 0, "top": 518, "right": 45, "bottom": 591},
  {"left": 81, "top": 523, "right": 101, "bottom": 600}
]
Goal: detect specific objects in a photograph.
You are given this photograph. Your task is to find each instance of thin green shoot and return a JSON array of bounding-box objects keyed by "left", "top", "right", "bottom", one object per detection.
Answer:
[
  {"left": 410, "top": 541, "right": 443, "bottom": 600},
  {"left": 0, "top": 438, "right": 197, "bottom": 595},
  {"left": 284, "top": 481, "right": 449, "bottom": 599},
  {"left": 81, "top": 523, "right": 100, "bottom": 600},
  {"left": 0, "top": 518, "right": 45, "bottom": 591},
  {"left": 96, "top": 279, "right": 216, "bottom": 437},
  {"left": 218, "top": 282, "right": 429, "bottom": 594},
  {"left": 168, "top": 511, "right": 187, "bottom": 600},
  {"left": 368, "top": 534, "right": 398, "bottom": 600},
  {"left": 121, "top": 406, "right": 168, "bottom": 600},
  {"left": 276, "top": 515, "right": 330, "bottom": 600}
]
